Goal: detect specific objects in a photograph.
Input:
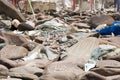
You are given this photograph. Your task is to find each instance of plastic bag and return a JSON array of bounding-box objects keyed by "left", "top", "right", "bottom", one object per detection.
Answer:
[{"left": 96, "top": 21, "right": 120, "bottom": 36}]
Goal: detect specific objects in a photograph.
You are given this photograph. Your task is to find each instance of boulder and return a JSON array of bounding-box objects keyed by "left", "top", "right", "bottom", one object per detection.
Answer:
[
  {"left": 12, "top": 19, "right": 35, "bottom": 31},
  {"left": 0, "top": 58, "right": 49, "bottom": 69},
  {"left": 0, "top": 58, "right": 23, "bottom": 68},
  {"left": 80, "top": 72, "right": 106, "bottom": 80},
  {"left": 22, "top": 42, "right": 38, "bottom": 51},
  {"left": 96, "top": 60, "right": 120, "bottom": 68},
  {"left": 10, "top": 66, "right": 43, "bottom": 76},
  {"left": 90, "top": 15, "right": 114, "bottom": 28},
  {"left": 0, "top": 31, "right": 28, "bottom": 46},
  {"left": 106, "top": 75, "right": 120, "bottom": 80},
  {"left": 0, "top": 64, "right": 8, "bottom": 71},
  {"left": 91, "top": 68, "right": 120, "bottom": 76},
  {"left": 0, "top": 45, "right": 28, "bottom": 59},
  {"left": 64, "top": 37, "right": 99, "bottom": 67},
  {"left": 0, "top": 71, "right": 38, "bottom": 80},
  {"left": 103, "top": 48, "right": 120, "bottom": 61},
  {"left": 40, "top": 61, "right": 84, "bottom": 80}
]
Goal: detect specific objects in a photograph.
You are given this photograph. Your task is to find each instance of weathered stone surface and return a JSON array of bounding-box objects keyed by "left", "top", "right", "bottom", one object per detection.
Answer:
[
  {"left": 91, "top": 68, "right": 120, "bottom": 76},
  {"left": 18, "top": 23, "right": 34, "bottom": 31},
  {"left": 22, "top": 44, "right": 44, "bottom": 61},
  {"left": 0, "top": 58, "right": 48, "bottom": 69},
  {"left": 10, "top": 66, "right": 43, "bottom": 76},
  {"left": 0, "top": 45, "right": 28, "bottom": 59},
  {"left": 40, "top": 71, "right": 81, "bottom": 80},
  {"left": 0, "top": 58, "right": 21, "bottom": 68},
  {"left": 99, "top": 38, "right": 120, "bottom": 48},
  {"left": 24, "top": 59, "right": 49, "bottom": 68},
  {"left": 96, "top": 60, "right": 120, "bottom": 68},
  {"left": 64, "top": 37, "right": 99, "bottom": 67},
  {"left": 80, "top": 72, "right": 106, "bottom": 80},
  {"left": 22, "top": 42, "right": 38, "bottom": 51},
  {"left": 105, "top": 37, "right": 120, "bottom": 46},
  {"left": 0, "top": 20, "right": 11, "bottom": 29},
  {"left": 35, "top": 37, "right": 44, "bottom": 44},
  {"left": 17, "top": 21, "right": 35, "bottom": 31},
  {"left": 103, "top": 48, "right": 120, "bottom": 61},
  {"left": 0, "top": 64, "right": 8, "bottom": 71},
  {"left": 1, "top": 78, "right": 22, "bottom": 80},
  {"left": 0, "top": 31, "right": 28, "bottom": 46},
  {"left": 111, "top": 14, "right": 120, "bottom": 21},
  {"left": 40, "top": 61, "right": 84, "bottom": 80},
  {"left": 0, "top": 0, "right": 25, "bottom": 22},
  {"left": 106, "top": 75, "right": 120, "bottom": 80},
  {"left": 72, "top": 22, "right": 90, "bottom": 29},
  {"left": 0, "top": 71, "right": 38, "bottom": 80},
  {"left": 90, "top": 15, "right": 114, "bottom": 28},
  {"left": 0, "top": 36, "right": 6, "bottom": 43}
]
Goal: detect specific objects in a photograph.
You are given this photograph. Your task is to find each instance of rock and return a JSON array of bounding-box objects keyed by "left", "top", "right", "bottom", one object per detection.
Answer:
[
  {"left": 22, "top": 44, "right": 43, "bottom": 61},
  {"left": 80, "top": 71, "right": 106, "bottom": 80},
  {"left": 40, "top": 61, "right": 84, "bottom": 80},
  {"left": 0, "top": 36, "right": 6, "bottom": 43},
  {"left": 87, "top": 32, "right": 99, "bottom": 38},
  {"left": 0, "top": 71, "right": 38, "bottom": 80},
  {"left": 106, "top": 75, "right": 120, "bottom": 80},
  {"left": 24, "top": 59, "right": 49, "bottom": 68},
  {"left": 35, "top": 36, "right": 44, "bottom": 44},
  {"left": 44, "top": 46, "right": 59, "bottom": 60},
  {"left": 91, "top": 68, "right": 120, "bottom": 76},
  {"left": 90, "top": 15, "right": 114, "bottom": 28},
  {"left": 0, "top": 0, "right": 25, "bottom": 22},
  {"left": 12, "top": 19, "right": 35, "bottom": 31},
  {"left": 17, "top": 23, "right": 35, "bottom": 31},
  {"left": 10, "top": 66, "right": 43, "bottom": 76},
  {"left": 11, "top": 19, "right": 21, "bottom": 28},
  {"left": 22, "top": 42, "right": 38, "bottom": 51},
  {"left": 0, "top": 58, "right": 23, "bottom": 68},
  {"left": 40, "top": 71, "right": 80, "bottom": 80},
  {"left": 0, "top": 20, "right": 11, "bottom": 29},
  {"left": 0, "top": 31, "right": 28, "bottom": 46},
  {"left": 1, "top": 78, "right": 22, "bottom": 80},
  {"left": 111, "top": 14, "right": 120, "bottom": 21},
  {"left": 96, "top": 60, "right": 120, "bottom": 68},
  {"left": 64, "top": 37, "right": 99, "bottom": 67},
  {"left": 107, "top": 37, "right": 120, "bottom": 45},
  {"left": 0, "top": 58, "right": 49, "bottom": 69},
  {"left": 72, "top": 22, "right": 90, "bottom": 29},
  {"left": 0, "top": 64, "right": 8, "bottom": 71},
  {"left": 0, "top": 45, "right": 28, "bottom": 59},
  {"left": 103, "top": 48, "right": 120, "bottom": 61},
  {"left": 99, "top": 38, "right": 120, "bottom": 48}
]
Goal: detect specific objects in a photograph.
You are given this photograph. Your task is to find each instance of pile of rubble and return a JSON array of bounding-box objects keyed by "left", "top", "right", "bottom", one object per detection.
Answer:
[{"left": 0, "top": 0, "right": 120, "bottom": 80}]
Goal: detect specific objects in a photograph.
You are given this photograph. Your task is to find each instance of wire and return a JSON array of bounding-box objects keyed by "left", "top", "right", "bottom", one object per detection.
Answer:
[{"left": 27, "top": 0, "right": 36, "bottom": 21}]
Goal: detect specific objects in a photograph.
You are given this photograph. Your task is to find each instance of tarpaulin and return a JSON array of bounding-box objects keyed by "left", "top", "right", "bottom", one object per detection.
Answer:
[{"left": 97, "top": 21, "right": 120, "bottom": 35}]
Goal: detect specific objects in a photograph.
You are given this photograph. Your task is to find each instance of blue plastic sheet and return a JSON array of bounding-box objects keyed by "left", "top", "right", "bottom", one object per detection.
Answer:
[{"left": 96, "top": 21, "right": 120, "bottom": 36}]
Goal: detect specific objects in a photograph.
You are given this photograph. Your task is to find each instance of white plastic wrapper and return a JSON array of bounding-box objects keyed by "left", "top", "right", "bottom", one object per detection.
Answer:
[{"left": 84, "top": 60, "right": 96, "bottom": 72}]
